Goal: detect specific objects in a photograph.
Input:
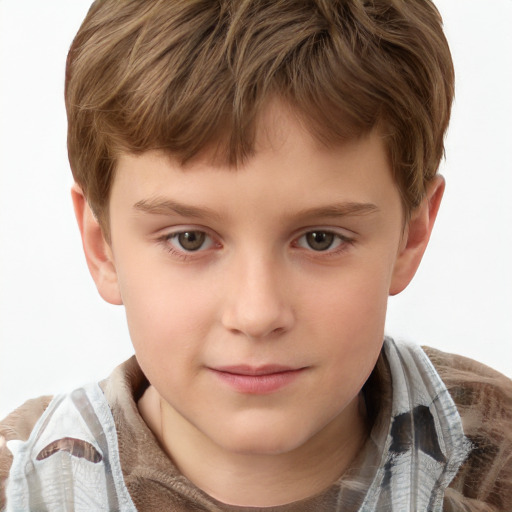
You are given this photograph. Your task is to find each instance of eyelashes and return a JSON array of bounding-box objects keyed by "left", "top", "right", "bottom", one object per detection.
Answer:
[
  {"left": 157, "top": 229, "right": 218, "bottom": 261},
  {"left": 166, "top": 230, "right": 214, "bottom": 252},
  {"left": 156, "top": 227, "right": 355, "bottom": 260},
  {"left": 294, "top": 231, "right": 351, "bottom": 252}
]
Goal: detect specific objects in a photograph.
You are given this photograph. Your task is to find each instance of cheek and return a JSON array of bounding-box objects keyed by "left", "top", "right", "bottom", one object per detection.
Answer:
[
  {"left": 116, "top": 261, "right": 216, "bottom": 357},
  {"left": 120, "top": 273, "right": 215, "bottom": 396},
  {"left": 300, "top": 259, "right": 392, "bottom": 374},
  {"left": 305, "top": 259, "right": 391, "bottom": 329}
]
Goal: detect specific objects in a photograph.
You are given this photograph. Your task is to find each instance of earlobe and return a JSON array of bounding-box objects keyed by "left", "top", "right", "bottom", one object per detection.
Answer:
[
  {"left": 71, "top": 184, "right": 123, "bottom": 305},
  {"left": 389, "top": 175, "right": 445, "bottom": 296}
]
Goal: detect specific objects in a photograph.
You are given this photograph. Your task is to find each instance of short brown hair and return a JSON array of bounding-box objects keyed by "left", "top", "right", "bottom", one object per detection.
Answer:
[{"left": 65, "top": 0, "right": 454, "bottom": 233}]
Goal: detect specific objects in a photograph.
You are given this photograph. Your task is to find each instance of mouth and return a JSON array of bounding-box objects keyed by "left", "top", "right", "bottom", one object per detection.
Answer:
[{"left": 209, "top": 365, "right": 307, "bottom": 394}]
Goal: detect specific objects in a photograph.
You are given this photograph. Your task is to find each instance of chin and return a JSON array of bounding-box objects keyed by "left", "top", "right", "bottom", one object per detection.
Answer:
[{"left": 215, "top": 423, "right": 309, "bottom": 457}]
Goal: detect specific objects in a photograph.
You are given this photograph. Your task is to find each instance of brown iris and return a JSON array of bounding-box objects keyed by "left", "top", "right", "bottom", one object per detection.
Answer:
[
  {"left": 178, "top": 231, "right": 206, "bottom": 251},
  {"left": 305, "top": 231, "right": 335, "bottom": 251}
]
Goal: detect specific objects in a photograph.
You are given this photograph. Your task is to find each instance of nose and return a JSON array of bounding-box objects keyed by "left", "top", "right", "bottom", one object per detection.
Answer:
[{"left": 221, "top": 254, "right": 295, "bottom": 340}]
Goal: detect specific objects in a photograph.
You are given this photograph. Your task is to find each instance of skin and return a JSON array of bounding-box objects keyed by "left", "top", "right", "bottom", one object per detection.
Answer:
[{"left": 73, "top": 102, "right": 444, "bottom": 506}]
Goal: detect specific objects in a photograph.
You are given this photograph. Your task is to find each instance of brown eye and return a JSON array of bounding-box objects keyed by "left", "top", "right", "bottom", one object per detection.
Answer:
[
  {"left": 177, "top": 231, "right": 206, "bottom": 251},
  {"left": 305, "top": 231, "right": 335, "bottom": 251}
]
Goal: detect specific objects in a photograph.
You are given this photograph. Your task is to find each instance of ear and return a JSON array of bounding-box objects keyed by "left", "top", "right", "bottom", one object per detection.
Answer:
[
  {"left": 71, "top": 184, "right": 123, "bottom": 305},
  {"left": 389, "top": 175, "right": 445, "bottom": 296}
]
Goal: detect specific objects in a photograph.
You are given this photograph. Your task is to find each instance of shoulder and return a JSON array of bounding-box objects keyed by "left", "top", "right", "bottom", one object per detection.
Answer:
[
  {"left": 423, "top": 346, "right": 512, "bottom": 425},
  {"left": 423, "top": 345, "right": 511, "bottom": 382},
  {"left": 0, "top": 395, "right": 53, "bottom": 510},
  {"left": 422, "top": 346, "right": 512, "bottom": 511},
  {"left": 1, "top": 395, "right": 53, "bottom": 443}
]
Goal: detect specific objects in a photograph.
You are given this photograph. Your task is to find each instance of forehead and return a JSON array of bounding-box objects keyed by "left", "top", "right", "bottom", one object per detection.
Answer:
[{"left": 110, "top": 102, "right": 401, "bottom": 224}]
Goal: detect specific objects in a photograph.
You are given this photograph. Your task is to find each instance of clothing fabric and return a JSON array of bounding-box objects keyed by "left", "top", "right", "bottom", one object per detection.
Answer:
[
  {"left": 1, "top": 339, "right": 511, "bottom": 511},
  {"left": 5, "top": 385, "right": 137, "bottom": 511}
]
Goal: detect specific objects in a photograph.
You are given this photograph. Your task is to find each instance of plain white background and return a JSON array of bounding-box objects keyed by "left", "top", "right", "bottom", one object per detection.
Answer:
[{"left": 1, "top": 1, "right": 511, "bottom": 419}]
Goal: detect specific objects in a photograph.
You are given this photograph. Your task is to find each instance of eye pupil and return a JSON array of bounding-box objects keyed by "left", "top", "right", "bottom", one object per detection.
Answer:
[
  {"left": 306, "top": 231, "right": 334, "bottom": 251},
  {"left": 178, "top": 231, "right": 205, "bottom": 251}
]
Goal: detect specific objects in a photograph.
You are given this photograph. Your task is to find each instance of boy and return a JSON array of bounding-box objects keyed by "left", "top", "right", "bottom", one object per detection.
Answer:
[{"left": 1, "top": 0, "right": 511, "bottom": 510}]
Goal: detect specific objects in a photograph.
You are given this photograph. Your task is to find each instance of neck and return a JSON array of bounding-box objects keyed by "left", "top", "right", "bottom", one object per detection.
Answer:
[{"left": 139, "top": 386, "right": 368, "bottom": 507}]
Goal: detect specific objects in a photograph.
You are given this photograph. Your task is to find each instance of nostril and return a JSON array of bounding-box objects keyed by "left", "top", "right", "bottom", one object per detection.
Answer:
[
  {"left": 222, "top": 310, "right": 294, "bottom": 340},
  {"left": 221, "top": 267, "right": 295, "bottom": 338}
]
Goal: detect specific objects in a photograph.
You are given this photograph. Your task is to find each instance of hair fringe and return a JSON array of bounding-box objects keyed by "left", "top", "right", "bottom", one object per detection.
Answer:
[{"left": 65, "top": 0, "right": 454, "bottom": 231}]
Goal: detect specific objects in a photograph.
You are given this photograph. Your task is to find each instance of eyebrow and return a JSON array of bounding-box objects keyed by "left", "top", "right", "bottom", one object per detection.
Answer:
[
  {"left": 133, "top": 197, "right": 379, "bottom": 221},
  {"left": 292, "top": 202, "right": 380, "bottom": 219},
  {"left": 133, "top": 198, "right": 222, "bottom": 221}
]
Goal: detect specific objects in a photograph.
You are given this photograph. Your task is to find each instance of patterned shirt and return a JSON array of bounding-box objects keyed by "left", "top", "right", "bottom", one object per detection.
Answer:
[{"left": 1, "top": 339, "right": 511, "bottom": 511}]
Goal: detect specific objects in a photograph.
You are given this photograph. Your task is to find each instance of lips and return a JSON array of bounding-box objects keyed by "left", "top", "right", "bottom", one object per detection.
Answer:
[{"left": 209, "top": 365, "right": 306, "bottom": 394}]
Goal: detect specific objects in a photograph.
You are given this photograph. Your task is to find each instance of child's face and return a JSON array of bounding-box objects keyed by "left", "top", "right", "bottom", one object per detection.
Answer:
[{"left": 102, "top": 104, "right": 410, "bottom": 456}]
